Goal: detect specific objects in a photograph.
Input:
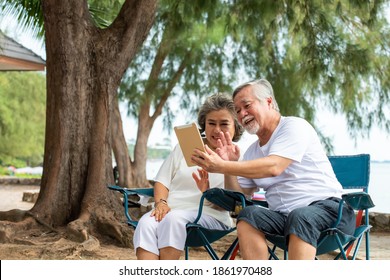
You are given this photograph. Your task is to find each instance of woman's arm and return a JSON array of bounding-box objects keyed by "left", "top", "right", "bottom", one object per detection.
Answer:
[{"left": 152, "top": 182, "right": 170, "bottom": 222}]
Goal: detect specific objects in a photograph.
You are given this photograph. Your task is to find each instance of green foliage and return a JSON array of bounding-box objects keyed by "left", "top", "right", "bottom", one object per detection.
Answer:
[
  {"left": 87, "top": 0, "right": 124, "bottom": 28},
  {"left": 0, "top": 72, "right": 46, "bottom": 166},
  {"left": 118, "top": 0, "right": 390, "bottom": 153},
  {"left": 0, "top": 165, "right": 41, "bottom": 177},
  {"left": 119, "top": 0, "right": 236, "bottom": 131},
  {"left": 0, "top": 0, "right": 44, "bottom": 40},
  {"left": 0, "top": 0, "right": 124, "bottom": 42},
  {"left": 225, "top": 0, "right": 390, "bottom": 141},
  {"left": 0, "top": 166, "right": 11, "bottom": 175},
  {"left": 13, "top": 172, "right": 41, "bottom": 179},
  {"left": 2, "top": 0, "right": 390, "bottom": 154},
  {"left": 0, "top": 157, "right": 26, "bottom": 169}
]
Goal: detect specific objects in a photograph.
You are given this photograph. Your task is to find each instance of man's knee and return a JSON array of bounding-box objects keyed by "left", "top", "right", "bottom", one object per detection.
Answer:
[
  {"left": 237, "top": 205, "right": 256, "bottom": 219},
  {"left": 237, "top": 220, "right": 250, "bottom": 234},
  {"left": 237, "top": 220, "right": 261, "bottom": 236},
  {"left": 287, "top": 207, "right": 312, "bottom": 225}
]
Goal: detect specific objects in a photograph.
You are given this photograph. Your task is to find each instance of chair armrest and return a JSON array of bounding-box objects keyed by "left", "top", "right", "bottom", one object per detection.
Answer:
[
  {"left": 108, "top": 185, "right": 154, "bottom": 197},
  {"left": 342, "top": 192, "right": 375, "bottom": 210},
  {"left": 203, "top": 188, "right": 252, "bottom": 211},
  {"left": 192, "top": 188, "right": 251, "bottom": 224},
  {"left": 107, "top": 185, "right": 154, "bottom": 226},
  {"left": 331, "top": 192, "right": 375, "bottom": 228}
]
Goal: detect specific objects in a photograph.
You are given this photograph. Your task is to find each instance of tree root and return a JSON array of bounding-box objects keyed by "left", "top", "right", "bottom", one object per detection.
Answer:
[
  {"left": 96, "top": 214, "right": 133, "bottom": 247},
  {"left": 0, "top": 206, "right": 133, "bottom": 247},
  {"left": 0, "top": 209, "right": 28, "bottom": 222},
  {"left": 0, "top": 208, "right": 62, "bottom": 244},
  {"left": 67, "top": 219, "right": 90, "bottom": 243},
  {"left": 65, "top": 207, "right": 134, "bottom": 247},
  {"left": 25, "top": 211, "right": 59, "bottom": 233},
  {"left": 0, "top": 216, "right": 38, "bottom": 243}
]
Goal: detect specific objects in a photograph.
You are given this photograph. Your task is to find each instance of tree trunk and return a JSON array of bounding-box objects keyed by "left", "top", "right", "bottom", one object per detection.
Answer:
[
  {"left": 110, "top": 17, "right": 192, "bottom": 191},
  {"left": 111, "top": 98, "right": 134, "bottom": 187},
  {"left": 132, "top": 103, "right": 154, "bottom": 187},
  {"left": 0, "top": 0, "right": 157, "bottom": 245},
  {"left": 111, "top": 98, "right": 155, "bottom": 189}
]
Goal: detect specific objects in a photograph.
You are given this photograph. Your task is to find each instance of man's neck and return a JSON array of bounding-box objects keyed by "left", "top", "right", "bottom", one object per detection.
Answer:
[{"left": 257, "top": 112, "right": 281, "bottom": 146}]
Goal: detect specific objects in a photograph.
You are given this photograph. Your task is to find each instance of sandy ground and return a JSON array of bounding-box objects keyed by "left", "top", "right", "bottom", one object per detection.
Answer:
[
  {"left": 1, "top": 184, "right": 389, "bottom": 260},
  {"left": 0, "top": 184, "right": 40, "bottom": 212},
  {"left": 0, "top": 184, "right": 238, "bottom": 260}
]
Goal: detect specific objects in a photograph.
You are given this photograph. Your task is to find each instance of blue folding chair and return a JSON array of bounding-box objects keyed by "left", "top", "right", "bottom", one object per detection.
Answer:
[
  {"left": 108, "top": 185, "right": 154, "bottom": 228},
  {"left": 185, "top": 188, "right": 250, "bottom": 260},
  {"left": 266, "top": 154, "right": 375, "bottom": 260},
  {"left": 108, "top": 185, "right": 249, "bottom": 260}
]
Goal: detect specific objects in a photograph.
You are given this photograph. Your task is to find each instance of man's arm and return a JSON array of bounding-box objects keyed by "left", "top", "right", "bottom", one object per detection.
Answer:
[
  {"left": 224, "top": 174, "right": 257, "bottom": 196},
  {"left": 192, "top": 146, "right": 292, "bottom": 179}
]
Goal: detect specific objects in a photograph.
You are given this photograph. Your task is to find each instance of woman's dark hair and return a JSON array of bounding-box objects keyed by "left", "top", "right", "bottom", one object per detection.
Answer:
[{"left": 197, "top": 92, "right": 244, "bottom": 142}]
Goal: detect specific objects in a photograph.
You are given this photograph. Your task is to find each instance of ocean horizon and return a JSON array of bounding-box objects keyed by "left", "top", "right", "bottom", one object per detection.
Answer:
[{"left": 146, "top": 159, "right": 390, "bottom": 214}]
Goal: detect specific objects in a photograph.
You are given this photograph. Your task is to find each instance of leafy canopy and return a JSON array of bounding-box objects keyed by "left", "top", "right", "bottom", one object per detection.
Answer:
[
  {"left": 0, "top": 72, "right": 46, "bottom": 166},
  {"left": 2, "top": 0, "right": 389, "bottom": 151},
  {"left": 119, "top": 0, "right": 390, "bottom": 150}
]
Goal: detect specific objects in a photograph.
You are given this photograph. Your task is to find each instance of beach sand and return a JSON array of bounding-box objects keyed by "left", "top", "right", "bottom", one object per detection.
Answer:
[{"left": 1, "top": 184, "right": 389, "bottom": 260}]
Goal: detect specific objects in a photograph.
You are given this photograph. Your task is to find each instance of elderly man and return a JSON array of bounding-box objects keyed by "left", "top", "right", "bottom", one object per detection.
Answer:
[{"left": 192, "top": 78, "right": 355, "bottom": 260}]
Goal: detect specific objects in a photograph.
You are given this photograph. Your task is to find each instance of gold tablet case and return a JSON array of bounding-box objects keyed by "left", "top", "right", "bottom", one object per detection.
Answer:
[{"left": 174, "top": 122, "right": 205, "bottom": 167}]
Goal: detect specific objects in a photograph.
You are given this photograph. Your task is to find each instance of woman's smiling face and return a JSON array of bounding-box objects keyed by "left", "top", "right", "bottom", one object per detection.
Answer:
[{"left": 204, "top": 109, "right": 236, "bottom": 149}]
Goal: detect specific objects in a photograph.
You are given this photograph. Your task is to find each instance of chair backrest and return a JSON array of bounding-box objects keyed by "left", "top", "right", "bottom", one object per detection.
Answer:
[
  {"left": 325, "top": 154, "right": 374, "bottom": 259},
  {"left": 328, "top": 154, "right": 370, "bottom": 192}
]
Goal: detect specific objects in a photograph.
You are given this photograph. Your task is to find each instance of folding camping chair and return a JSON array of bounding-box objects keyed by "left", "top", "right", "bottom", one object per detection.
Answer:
[
  {"left": 108, "top": 185, "right": 154, "bottom": 229},
  {"left": 185, "top": 188, "right": 250, "bottom": 260},
  {"left": 108, "top": 185, "right": 249, "bottom": 260},
  {"left": 266, "top": 154, "right": 375, "bottom": 260}
]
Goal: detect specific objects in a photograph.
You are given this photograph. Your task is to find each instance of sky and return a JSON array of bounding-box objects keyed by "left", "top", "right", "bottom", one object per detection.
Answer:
[{"left": 2, "top": 16, "right": 389, "bottom": 162}]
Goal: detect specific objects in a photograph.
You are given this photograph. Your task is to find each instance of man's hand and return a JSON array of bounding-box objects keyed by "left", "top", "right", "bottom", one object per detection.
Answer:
[{"left": 191, "top": 144, "right": 226, "bottom": 173}]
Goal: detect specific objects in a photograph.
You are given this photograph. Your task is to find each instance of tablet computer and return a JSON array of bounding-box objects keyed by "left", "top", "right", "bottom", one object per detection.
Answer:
[{"left": 174, "top": 122, "right": 206, "bottom": 167}]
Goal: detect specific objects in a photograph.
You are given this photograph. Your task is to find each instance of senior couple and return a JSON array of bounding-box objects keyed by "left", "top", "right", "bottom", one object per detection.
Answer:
[{"left": 133, "top": 78, "right": 355, "bottom": 260}]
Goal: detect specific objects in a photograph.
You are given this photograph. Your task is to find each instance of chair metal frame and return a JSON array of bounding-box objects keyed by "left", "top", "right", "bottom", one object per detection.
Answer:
[
  {"left": 108, "top": 185, "right": 154, "bottom": 229},
  {"left": 185, "top": 188, "right": 249, "bottom": 260},
  {"left": 108, "top": 185, "right": 248, "bottom": 260}
]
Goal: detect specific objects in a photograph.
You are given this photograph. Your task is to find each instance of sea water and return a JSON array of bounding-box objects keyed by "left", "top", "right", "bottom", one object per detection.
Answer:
[
  {"left": 146, "top": 160, "right": 390, "bottom": 214},
  {"left": 369, "top": 162, "right": 390, "bottom": 214}
]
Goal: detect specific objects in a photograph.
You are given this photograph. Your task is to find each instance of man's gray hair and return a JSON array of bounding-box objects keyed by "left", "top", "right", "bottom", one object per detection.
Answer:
[{"left": 232, "top": 78, "right": 279, "bottom": 112}]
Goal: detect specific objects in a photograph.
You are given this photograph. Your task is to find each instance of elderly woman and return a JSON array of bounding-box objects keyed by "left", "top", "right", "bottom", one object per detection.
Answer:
[{"left": 133, "top": 92, "right": 244, "bottom": 260}]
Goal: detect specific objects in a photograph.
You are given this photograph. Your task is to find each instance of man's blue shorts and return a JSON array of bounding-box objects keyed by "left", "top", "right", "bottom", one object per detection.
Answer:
[{"left": 237, "top": 197, "right": 355, "bottom": 247}]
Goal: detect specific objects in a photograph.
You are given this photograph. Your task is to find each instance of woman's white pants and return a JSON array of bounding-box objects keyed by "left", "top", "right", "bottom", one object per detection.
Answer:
[{"left": 133, "top": 209, "right": 229, "bottom": 256}]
